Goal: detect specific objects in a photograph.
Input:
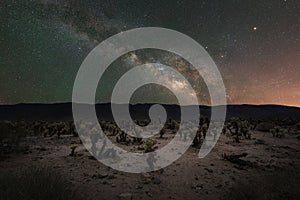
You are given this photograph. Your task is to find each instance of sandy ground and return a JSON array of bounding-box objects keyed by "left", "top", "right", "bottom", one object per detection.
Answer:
[{"left": 0, "top": 130, "right": 299, "bottom": 200}]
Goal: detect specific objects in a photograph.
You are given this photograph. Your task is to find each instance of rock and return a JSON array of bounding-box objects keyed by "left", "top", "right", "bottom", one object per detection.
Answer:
[
  {"left": 118, "top": 193, "right": 133, "bottom": 200},
  {"left": 145, "top": 191, "right": 153, "bottom": 197},
  {"left": 39, "top": 146, "right": 47, "bottom": 151},
  {"left": 222, "top": 153, "right": 253, "bottom": 167},
  {"left": 88, "top": 155, "right": 96, "bottom": 160},
  {"left": 107, "top": 174, "right": 116, "bottom": 179},
  {"left": 141, "top": 173, "right": 151, "bottom": 179},
  {"left": 254, "top": 139, "right": 266, "bottom": 145},
  {"left": 141, "top": 173, "right": 152, "bottom": 184},
  {"left": 93, "top": 173, "right": 108, "bottom": 179},
  {"left": 152, "top": 177, "right": 161, "bottom": 185},
  {"left": 135, "top": 184, "right": 143, "bottom": 189},
  {"left": 204, "top": 168, "right": 213, "bottom": 173},
  {"left": 137, "top": 146, "right": 144, "bottom": 151},
  {"left": 192, "top": 183, "right": 203, "bottom": 190},
  {"left": 143, "top": 180, "right": 151, "bottom": 184}
]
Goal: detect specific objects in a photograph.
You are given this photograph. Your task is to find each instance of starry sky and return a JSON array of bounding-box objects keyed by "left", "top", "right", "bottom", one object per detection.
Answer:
[{"left": 0, "top": 0, "right": 299, "bottom": 107}]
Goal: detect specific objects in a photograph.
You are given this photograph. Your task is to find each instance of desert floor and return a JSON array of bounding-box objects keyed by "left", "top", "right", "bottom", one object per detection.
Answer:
[{"left": 0, "top": 130, "right": 299, "bottom": 200}]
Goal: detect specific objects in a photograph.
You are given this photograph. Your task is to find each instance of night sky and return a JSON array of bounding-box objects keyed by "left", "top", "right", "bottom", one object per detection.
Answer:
[{"left": 1, "top": 0, "right": 299, "bottom": 107}]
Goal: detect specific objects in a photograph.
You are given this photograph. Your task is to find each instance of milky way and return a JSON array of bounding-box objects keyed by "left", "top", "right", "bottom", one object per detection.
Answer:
[{"left": 0, "top": 0, "right": 299, "bottom": 107}]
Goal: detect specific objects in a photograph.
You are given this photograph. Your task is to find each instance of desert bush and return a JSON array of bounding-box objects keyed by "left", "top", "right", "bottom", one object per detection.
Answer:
[{"left": 0, "top": 166, "right": 78, "bottom": 200}]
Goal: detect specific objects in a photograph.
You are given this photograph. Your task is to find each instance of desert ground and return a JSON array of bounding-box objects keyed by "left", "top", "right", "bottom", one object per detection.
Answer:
[{"left": 0, "top": 119, "right": 299, "bottom": 200}]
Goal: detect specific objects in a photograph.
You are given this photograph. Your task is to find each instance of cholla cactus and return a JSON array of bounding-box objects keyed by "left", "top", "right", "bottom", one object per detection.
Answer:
[
  {"left": 270, "top": 128, "right": 276, "bottom": 137},
  {"left": 240, "top": 120, "right": 251, "bottom": 139},
  {"left": 224, "top": 118, "right": 252, "bottom": 142},
  {"left": 192, "top": 128, "right": 202, "bottom": 148},
  {"left": 270, "top": 126, "right": 286, "bottom": 138},
  {"left": 277, "top": 128, "right": 287, "bottom": 138},
  {"left": 144, "top": 138, "right": 157, "bottom": 153},
  {"left": 201, "top": 123, "right": 208, "bottom": 138},
  {"left": 116, "top": 131, "right": 127, "bottom": 144},
  {"left": 168, "top": 120, "right": 179, "bottom": 132}
]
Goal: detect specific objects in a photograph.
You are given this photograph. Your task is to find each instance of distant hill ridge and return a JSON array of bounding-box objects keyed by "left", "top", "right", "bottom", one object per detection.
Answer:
[{"left": 0, "top": 103, "right": 299, "bottom": 121}]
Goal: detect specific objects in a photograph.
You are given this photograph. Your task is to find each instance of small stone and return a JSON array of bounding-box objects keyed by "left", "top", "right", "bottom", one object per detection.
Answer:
[
  {"left": 95, "top": 173, "right": 108, "bottom": 179},
  {"left": 141, "top": 173, "right": 151, "bottom": 179},
  {"left": 88, "top": 155, "right": 96, "bottom": 160},
  {"left": 192, "top": 183, "right": 203, "bottom": 190},
  {"left": 135, "top": 184, "right": 143, "bottom": 189},
  {"left": 204, "top": 168, "right": 213, "bottom": 173},
  {"left": 255, "top": 139, "right": 266, "bottom": 145},
  {"left": 137, "top": 146, "right": 144, "bottom": 150},
  {"left": 152, "top": 177, "right": 161, "bottom": 185},
  {"left": 145, "top": 191, "right": 153, "bottom": 197},
  {"left": 118, "top": 192, "right": 133, "bottom": 200},
  {"left": 108, "top": 174, "right": 116, "bottom": 179}
]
